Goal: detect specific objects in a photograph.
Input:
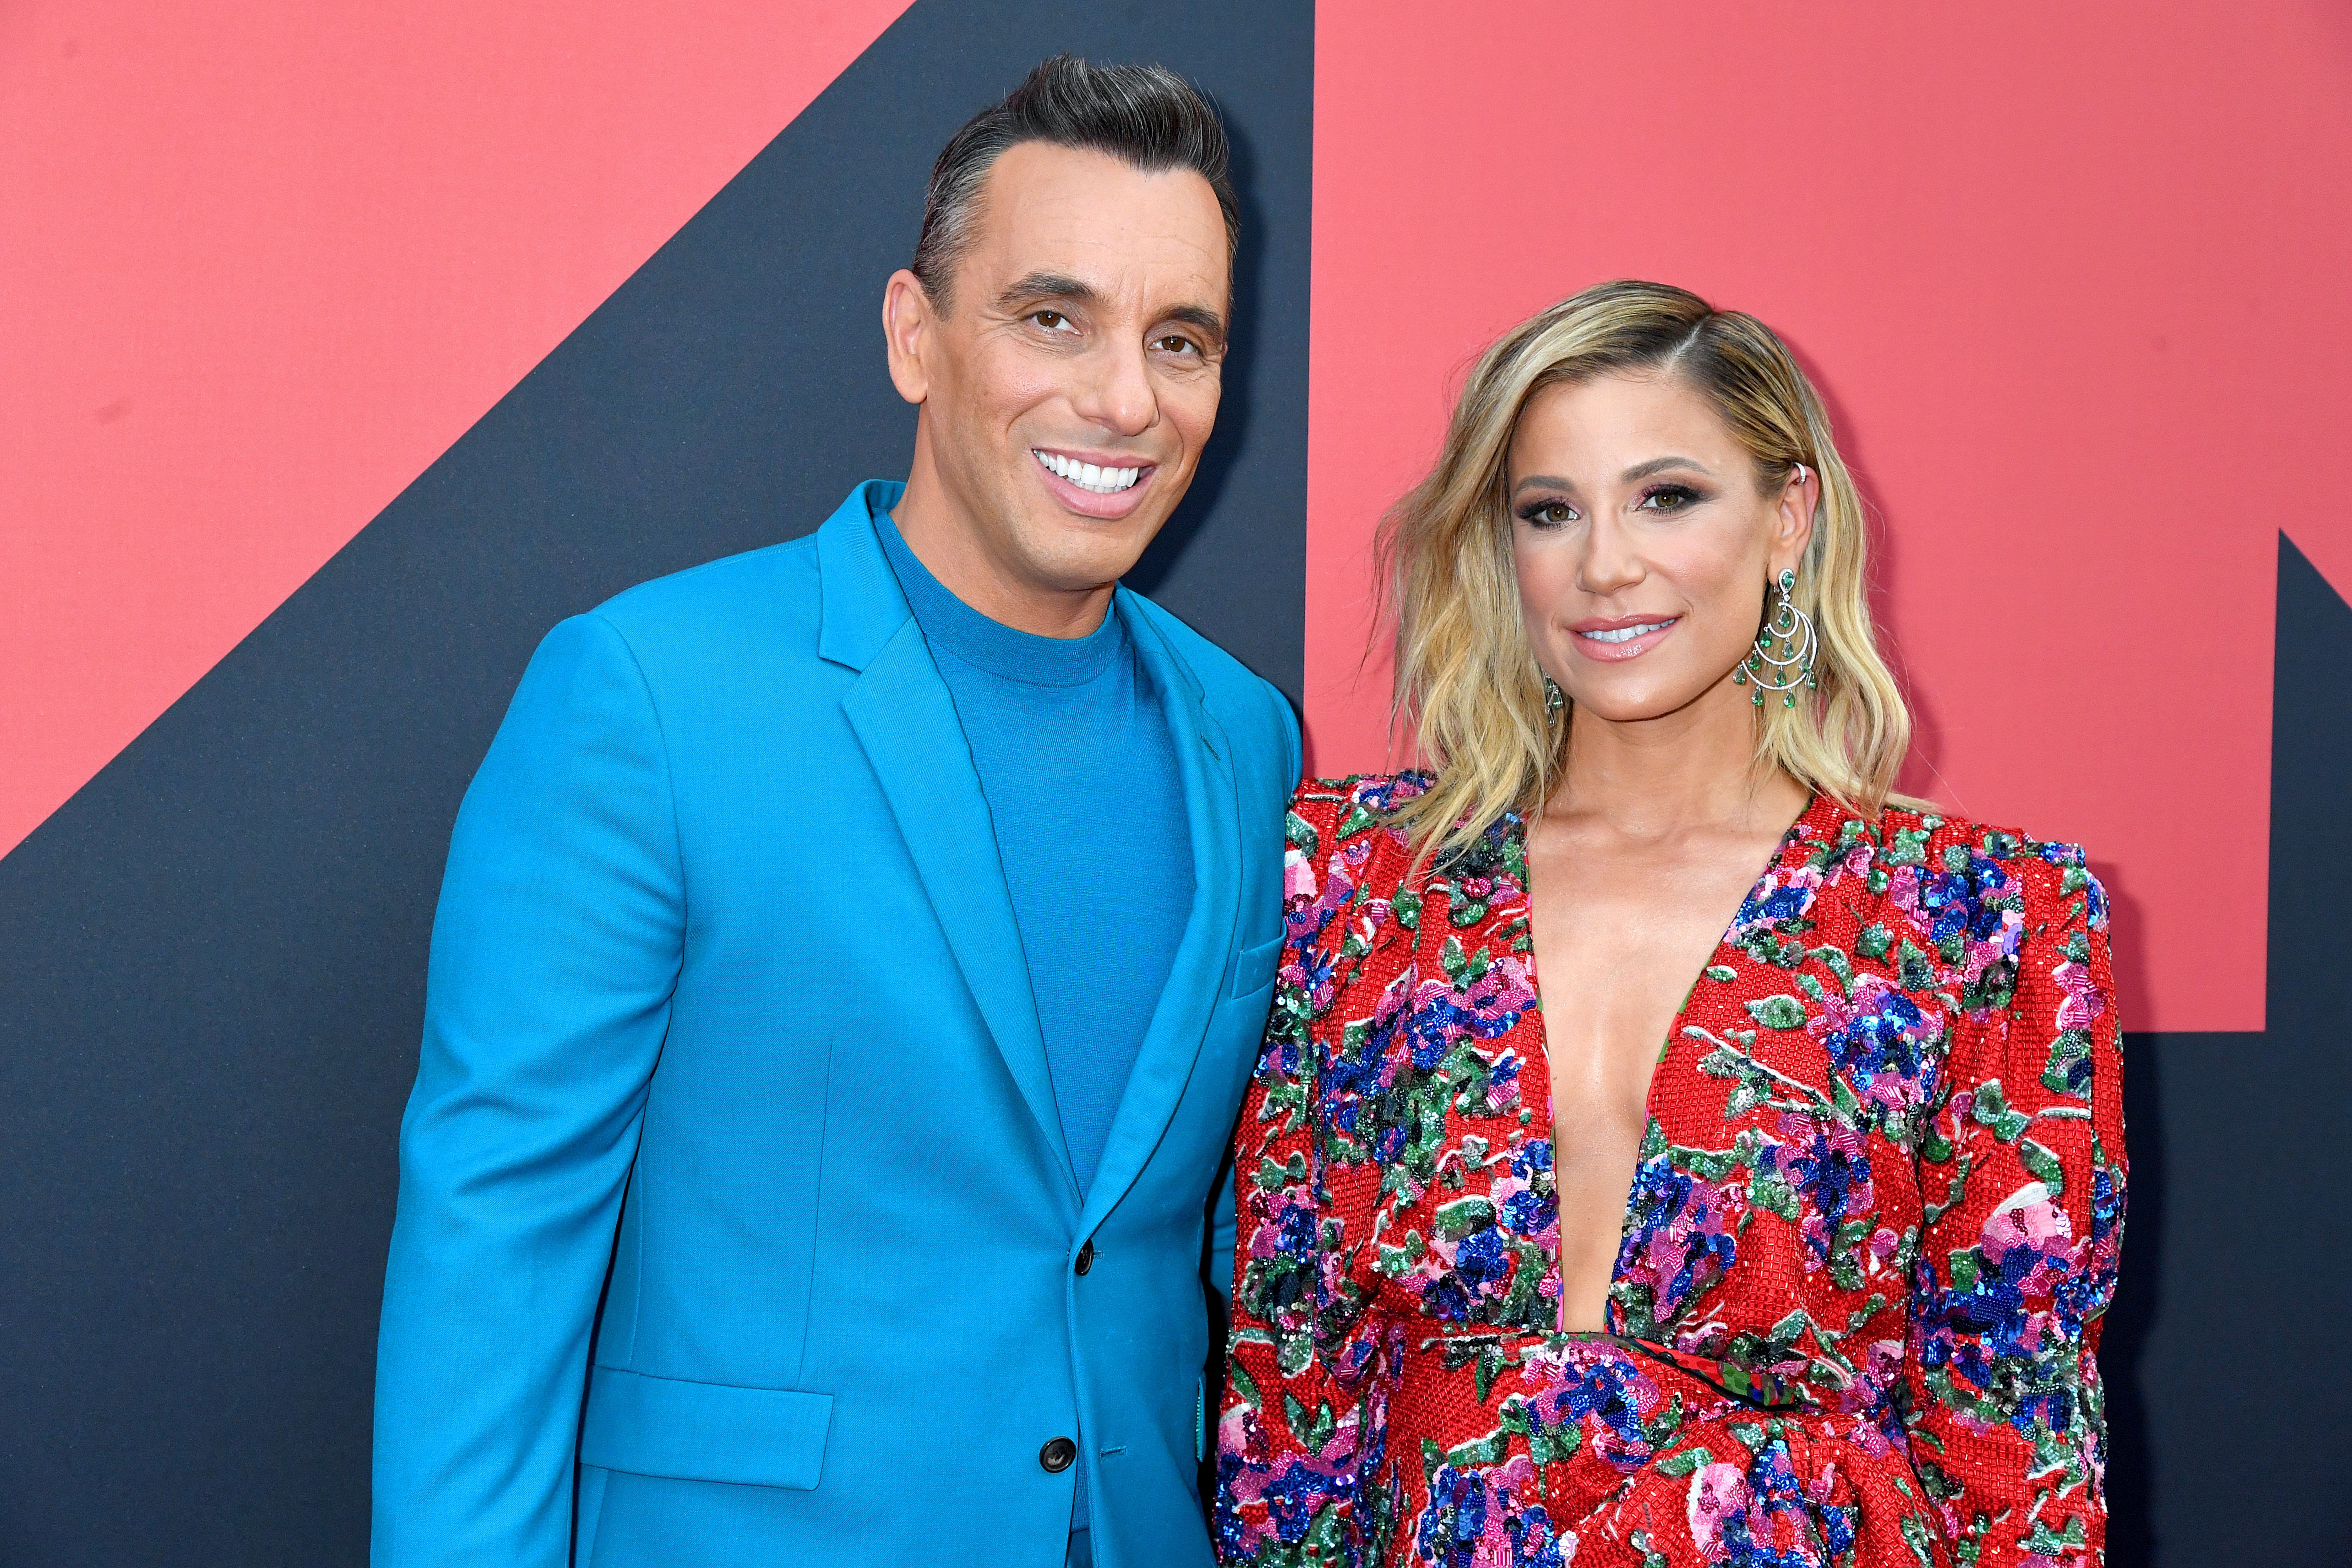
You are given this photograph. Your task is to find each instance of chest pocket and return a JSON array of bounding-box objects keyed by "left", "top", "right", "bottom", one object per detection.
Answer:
[
  {"left": 1223, "top": 718, "right": 1293, "bottom": 1000},
  {"left": 1228, "top": 930, "right": 1283, "bottom": 998}
]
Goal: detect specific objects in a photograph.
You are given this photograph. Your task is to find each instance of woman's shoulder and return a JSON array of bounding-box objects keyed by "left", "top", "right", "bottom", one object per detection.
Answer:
[
  {"left": 1287, "top": 771, "right": 1432, "bottom": 835},
  {"left": 1863, "top": 799, "right": 2107, "bottom": 930},
  {"left": 1283, "top": 772, "right": 1430, "bottom": 884}
]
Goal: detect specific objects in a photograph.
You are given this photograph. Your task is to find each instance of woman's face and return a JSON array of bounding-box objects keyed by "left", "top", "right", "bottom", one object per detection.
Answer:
[{"left": 1507, "top": 372, "right": 1815, "bottom": 725}]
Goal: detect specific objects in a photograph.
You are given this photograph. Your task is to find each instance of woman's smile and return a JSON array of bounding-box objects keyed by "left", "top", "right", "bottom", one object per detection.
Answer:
[{"left": 1570, "top": 613, "right": 1681, "bottom": 661}]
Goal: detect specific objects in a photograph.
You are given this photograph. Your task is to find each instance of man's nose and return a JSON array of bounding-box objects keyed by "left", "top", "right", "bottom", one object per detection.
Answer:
[{"left": 1072, "top": 338, "right": 1157, "bottom": 437}]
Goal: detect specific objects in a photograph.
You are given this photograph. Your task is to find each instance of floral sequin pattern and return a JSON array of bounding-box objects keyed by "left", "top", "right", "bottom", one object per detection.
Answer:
[{"left": 1217, "top": 778, "right": 2125, "bottom": 1568}]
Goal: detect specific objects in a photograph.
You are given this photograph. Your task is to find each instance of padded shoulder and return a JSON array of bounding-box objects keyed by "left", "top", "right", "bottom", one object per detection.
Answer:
[
  {"left": 589, "top": 534, "right": 824, "bottom": 654},
  {"left": 1281, "top": 773, "right": 1434, "bottom": 879},
  {"left": 1287, "top": 771, "right": 1426, "bottom": 840},
  {"left": 1876, "top": 802, "right": 2107, "bottom": 933}
]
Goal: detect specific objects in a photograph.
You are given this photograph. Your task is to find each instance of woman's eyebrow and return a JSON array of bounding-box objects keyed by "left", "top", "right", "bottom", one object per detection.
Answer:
[
  {"left": 1512, "top": 456, "right": 1719, "bottom": 495},
  {"left": 1621, "top": 455, "right": 1715, "bottom": 482}
]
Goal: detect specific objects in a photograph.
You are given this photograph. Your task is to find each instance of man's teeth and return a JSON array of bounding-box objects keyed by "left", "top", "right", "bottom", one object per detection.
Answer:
[
  {"left": 1035, "top": 450, "right": 1143, "bottom": 494},
  {"left": 1581, "top": 620, "right": 1675, "bottom": 644}
]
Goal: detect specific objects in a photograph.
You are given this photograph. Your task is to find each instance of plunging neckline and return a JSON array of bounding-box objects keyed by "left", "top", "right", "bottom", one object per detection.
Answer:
[{"left": 1514, "top": 789, "right": 1823, "bottom": 1336}]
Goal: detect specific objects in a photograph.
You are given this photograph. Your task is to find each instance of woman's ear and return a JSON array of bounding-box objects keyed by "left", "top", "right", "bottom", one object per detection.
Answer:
[{"left": 1773, "top": 461, "right": 1820, "bottom": 573}]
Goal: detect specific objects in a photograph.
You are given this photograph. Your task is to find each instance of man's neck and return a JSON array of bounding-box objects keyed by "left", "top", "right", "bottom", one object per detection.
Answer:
[{"left": 889, "top": 452, "right": 1115, "bottom": 640}]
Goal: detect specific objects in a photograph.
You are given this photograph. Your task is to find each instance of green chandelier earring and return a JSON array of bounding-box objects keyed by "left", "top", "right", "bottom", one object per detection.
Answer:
[{"left": 1732, "top": 568, "right": 1817, "bottom": 707}]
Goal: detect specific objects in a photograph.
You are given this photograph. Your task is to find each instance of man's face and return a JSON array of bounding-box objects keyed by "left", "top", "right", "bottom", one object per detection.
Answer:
[{"left": 894, "top": 140, "right": 1229, "bottom": 598}]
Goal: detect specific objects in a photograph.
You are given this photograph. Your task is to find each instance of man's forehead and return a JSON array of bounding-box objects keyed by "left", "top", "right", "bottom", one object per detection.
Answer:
[{"left": 965, "top": 142, "right": 1229, "bottom": 314}]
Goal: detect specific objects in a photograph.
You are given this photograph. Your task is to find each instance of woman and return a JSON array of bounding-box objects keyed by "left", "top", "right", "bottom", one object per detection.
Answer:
[{"left": 1214, "top": 282, "right": 2123, "bottom": 1567}]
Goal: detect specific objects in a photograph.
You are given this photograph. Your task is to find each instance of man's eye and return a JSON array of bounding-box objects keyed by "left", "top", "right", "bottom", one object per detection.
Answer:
[
  {"left": 1032, "top": 310, "right": 1072, "bottom": 331},
  {"left": 1153, "top": 334, "right": 1199, "bottom": 355}
]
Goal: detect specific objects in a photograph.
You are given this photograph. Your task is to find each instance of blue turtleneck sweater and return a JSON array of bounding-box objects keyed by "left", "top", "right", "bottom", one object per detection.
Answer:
[{"left": 873, "top": 498, "right": 1192, "bottom": 1196}]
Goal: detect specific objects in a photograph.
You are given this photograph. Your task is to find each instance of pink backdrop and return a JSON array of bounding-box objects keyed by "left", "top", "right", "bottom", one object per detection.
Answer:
[
  {"left": 9, "top": 0, "right": 2348, "bottom": 1036},
  {"left": 1305, "top": 0, "right": 2352, "bottom": 1034},
  {"left": 0, "top": 0, "right": 913, "bottom": 863}
]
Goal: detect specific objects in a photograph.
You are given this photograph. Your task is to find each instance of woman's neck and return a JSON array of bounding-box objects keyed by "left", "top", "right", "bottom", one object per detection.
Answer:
[{"left": 1547, "top": 679, "right": 1808, "bottom": 837}]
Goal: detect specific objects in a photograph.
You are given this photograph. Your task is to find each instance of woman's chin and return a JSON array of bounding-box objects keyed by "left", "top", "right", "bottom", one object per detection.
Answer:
[{"left": 1562, "top": 676, "right": 1717, "bottom": 725}]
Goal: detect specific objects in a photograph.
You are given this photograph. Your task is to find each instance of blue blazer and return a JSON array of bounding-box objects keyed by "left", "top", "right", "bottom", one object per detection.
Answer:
[{"left": 373, "top": 482, "right": 1299, "bottom": 1567}]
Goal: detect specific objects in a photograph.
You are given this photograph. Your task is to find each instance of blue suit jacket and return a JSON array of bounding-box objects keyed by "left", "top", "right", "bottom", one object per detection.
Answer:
[{"left": 372, "top": 483, "right": 1299, "bottom": 1568}]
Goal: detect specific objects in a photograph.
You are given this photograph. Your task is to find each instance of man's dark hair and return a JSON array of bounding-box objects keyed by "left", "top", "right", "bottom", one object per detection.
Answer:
[{"left": 911, "top": 54, "right": 1239, "bottom": 311}]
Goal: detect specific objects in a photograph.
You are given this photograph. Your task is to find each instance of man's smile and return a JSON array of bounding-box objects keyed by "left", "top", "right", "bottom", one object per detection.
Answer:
[
  {"left": 1033, "top": 447, "right": 1150, "bottom": 495},
  {"left": 1027, "top": 445, "right": 1163, "bottom": 522}
]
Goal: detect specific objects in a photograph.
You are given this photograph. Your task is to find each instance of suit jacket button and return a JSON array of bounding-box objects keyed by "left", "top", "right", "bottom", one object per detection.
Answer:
[
  {"left": 1074, "top": 1241, "right": 1095, "bottom": 1276},
  {"left": 1040, "top": 1437, "right": 1078, "bottom": 1473}
]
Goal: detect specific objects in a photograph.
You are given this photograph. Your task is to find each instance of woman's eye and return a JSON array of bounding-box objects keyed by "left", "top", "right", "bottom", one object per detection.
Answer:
[
  {"left": 1639, "top": 485, "right": 1700, "bottom": 512},
  {"left": 1524, "top": 501, "right": 1577, "bottom": 527}
]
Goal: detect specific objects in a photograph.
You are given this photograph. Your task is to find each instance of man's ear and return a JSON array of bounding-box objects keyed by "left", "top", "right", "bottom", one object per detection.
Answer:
[{"left": 882, "top": 269, "right": 935, "bottom": 406}]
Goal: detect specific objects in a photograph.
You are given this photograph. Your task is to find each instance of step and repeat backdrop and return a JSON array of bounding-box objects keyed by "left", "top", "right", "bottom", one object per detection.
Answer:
[{"left": 4, "top": 2, "right": 2346, "bottom": 1561}]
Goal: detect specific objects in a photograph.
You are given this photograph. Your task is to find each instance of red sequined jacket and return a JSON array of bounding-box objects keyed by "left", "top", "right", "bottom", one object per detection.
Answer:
[{"left": 1214, "top": 776, "right": 2124, "bottom": 1568}]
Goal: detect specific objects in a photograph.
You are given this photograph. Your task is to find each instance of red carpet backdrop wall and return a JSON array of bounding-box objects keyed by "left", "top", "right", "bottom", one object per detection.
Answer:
[{"left": 0, "top": 3, "right": 2344, "bottom": 1563}]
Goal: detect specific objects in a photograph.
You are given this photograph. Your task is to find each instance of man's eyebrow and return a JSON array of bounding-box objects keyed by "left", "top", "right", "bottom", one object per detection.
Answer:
[
  {"left": 1161, "top": 302, "right": 1228, "bottom": 346},
  {"left": 995, "top": 272, "right": 1227, "bottom": 347},
  {"left": 995, "top": 272, "right": 1101, "bottom": 310}
]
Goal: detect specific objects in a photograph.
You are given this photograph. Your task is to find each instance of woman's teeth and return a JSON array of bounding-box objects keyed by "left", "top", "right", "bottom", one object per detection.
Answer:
[
  {"left": 1035, "top": 450, "right": 1143, "bottom": 494},
  {"left": 1580, "top": 620, "right": 1676, "bottom": 643}
]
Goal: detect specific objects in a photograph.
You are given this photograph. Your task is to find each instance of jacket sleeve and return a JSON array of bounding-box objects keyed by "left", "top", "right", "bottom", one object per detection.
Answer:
[
  {"left": 372, "top": 613, "right": 685, "bottom": 1567},
  {"left": 1214, "top": 786, "right": 1378, "bottom": 1564},
  {"left": 1902, "top": 841, "right": 2126, "bottom": 1567}
]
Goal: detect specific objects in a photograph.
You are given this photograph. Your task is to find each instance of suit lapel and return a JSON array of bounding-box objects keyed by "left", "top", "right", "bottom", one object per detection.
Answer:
[
  {"left": 1078, "top": 596, "right": 1243, "bottom": 1236},
  {"left": 822, "top": 490, "right": 1077, "bottom": 1201}
]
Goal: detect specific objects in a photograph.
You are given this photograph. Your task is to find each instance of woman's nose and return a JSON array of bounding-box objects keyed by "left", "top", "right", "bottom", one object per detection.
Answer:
[{"left": 1575, "top": 515, "right": 1643, "bottom": 595}]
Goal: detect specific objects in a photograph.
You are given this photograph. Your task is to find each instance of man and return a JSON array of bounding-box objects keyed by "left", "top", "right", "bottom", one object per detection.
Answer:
[{"left": 372, "top": 56, "right": 1297, "bottom": 1568}]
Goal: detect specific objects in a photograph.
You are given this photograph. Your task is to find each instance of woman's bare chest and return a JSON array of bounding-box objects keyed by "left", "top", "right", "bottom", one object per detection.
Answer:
[{"left": 1525, "top": 830, "right": 1795, "bottom": 1328}]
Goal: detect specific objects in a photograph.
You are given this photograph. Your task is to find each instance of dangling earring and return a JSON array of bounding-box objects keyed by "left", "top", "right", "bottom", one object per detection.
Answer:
[
  {"left": 1731, "top": 568, "right": 1818, "bottom": 708},
  {"left": 1543, "top": 675, "right": 1565, "bottom": 718}
]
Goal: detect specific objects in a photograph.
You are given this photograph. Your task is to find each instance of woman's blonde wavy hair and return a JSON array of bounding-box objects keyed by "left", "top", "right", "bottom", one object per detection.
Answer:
[{"left": 1376, "top": 279, "right": 1912, "bottom": 862}]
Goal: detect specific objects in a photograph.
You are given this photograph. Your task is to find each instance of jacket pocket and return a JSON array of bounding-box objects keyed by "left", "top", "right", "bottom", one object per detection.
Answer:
[
  {"left": 1228, "top": 932, "right": 1284, "bottom": 999},
  {"left": 580, "top": 1366, "right": 833, "bottom": 1490}
]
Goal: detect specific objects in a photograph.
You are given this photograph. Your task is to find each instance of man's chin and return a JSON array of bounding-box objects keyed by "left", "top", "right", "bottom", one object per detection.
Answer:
[{"left": 1022, "top": 517, "right": 1167, "bottom": 591}]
